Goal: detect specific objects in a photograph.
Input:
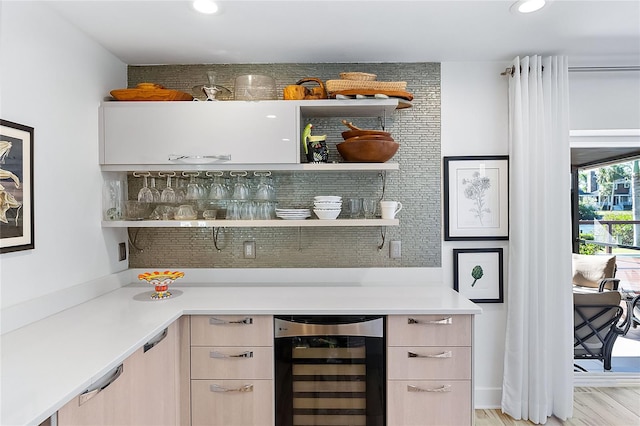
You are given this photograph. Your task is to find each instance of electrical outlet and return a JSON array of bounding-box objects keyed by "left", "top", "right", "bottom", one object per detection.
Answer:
[
  {"left": 243, "top": 241, "right": 256, "bottom": 259},
  {"left": 390, "top": 240, "right": 401, "bottom": 259},
  {"left": 118, "top": 242, "right": 127, "bottom": 261}
]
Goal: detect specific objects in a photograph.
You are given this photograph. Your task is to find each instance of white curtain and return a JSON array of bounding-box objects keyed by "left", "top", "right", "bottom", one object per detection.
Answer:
[{"left": 502, "top": 56, "right": 574, "bottom": 423}]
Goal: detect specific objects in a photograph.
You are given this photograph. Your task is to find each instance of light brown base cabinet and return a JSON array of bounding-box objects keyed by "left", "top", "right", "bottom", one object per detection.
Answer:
[
  {"left": 386, "top": 315, "right": 474, "bottom": 426},
  {"left": 188, "top": 315, "right": 274, "bottom": 426},
  {"left": 57, "top": 319, "right": 182, "bottom": 425},
  {"left": 55, "top": 313, "right": 473, "bottom": 426}
]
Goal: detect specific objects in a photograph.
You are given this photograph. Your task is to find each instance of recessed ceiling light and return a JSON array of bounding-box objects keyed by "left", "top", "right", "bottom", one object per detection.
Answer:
[
  {"left": 511, "top": 0, "right": 546, "bottom": 14},
  {"left": 193, "top": 0, "right": 219, "bottom": 14}
]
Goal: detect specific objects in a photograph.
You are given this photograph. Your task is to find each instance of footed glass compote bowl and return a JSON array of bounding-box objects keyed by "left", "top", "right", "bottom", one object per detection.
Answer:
[{"left": 138, "top": 270, "right": 184, "bottom": 299}]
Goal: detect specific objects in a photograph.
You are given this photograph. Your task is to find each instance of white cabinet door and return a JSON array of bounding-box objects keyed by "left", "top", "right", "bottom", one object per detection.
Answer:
[{"left": 100, "top": 101, "right": 299, "bottom": 165}]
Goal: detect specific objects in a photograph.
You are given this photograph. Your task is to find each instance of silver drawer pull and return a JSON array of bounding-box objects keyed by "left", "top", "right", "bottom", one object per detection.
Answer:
[
  {"left": 210, "top": 384, "right": 254, "bottom": 393},
  {"left": 168, "top": 154, "right": 232, "bottom": 162},
  {"left": 210, "top": 350, "right": 254, "bottom": 359},
  {"left": 408, "top": 351, "right": 452, "bottom": 358},
  {"left": 78, "top": 364, "right": 124, "bottom": 405},
  {"left": 408, "top": 317, "right": 453, "bottom": 325},
  {"left": 407, "top": 384, "right": 452, "bottom": 393},
  {"left": 144, "top": 327, "right": 168, "bottom": 353},
  {"left": 209, "top": 317, "right": 253, "bottom": 325}
]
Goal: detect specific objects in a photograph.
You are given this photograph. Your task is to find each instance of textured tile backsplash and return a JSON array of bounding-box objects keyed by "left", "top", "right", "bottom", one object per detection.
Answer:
[{"left": 126, "top": 62, "right": 441, "bottom": 268}]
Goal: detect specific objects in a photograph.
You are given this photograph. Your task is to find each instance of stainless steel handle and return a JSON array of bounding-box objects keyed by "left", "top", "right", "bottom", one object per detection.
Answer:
[
  {"left": 78, "top": 364, "right": 124, "bottom": 405},
  {"left": 275, "top": 317, "right": 384, "bottom": 338},
  {"left": 408, "top": 350, "right": 452, "bottom": 358},
  {"left": 168, "top": 154, "right": 232, "bottom": 162},
  {"left": 210, "top": 350, "right": 254, "bottom": 358},
  {"left": 210, "top": 384, "right": 254, "bottom": 393},
  {"left": 209, "top": 317, "right": 253, "bottom": 325},
  {"left": 144, "top": 327, "right": 168, "bottom": 353},
  {"left": 407, "top": 384, "right": 452, "bottom": 393},
  {"left": 408, "top": 317, "right": 453, "bottom": 325}
]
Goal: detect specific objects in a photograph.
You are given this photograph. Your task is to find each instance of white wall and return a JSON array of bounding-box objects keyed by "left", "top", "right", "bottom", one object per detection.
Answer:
[
  {"left": 441, "top": 61, "right": 510, "bottom": 408},
  {"left": 0, "top": 3, "right": 127, "bottom": 321},
  {"left": 569, "top": 70, "right": 640, "bottom": 130}
]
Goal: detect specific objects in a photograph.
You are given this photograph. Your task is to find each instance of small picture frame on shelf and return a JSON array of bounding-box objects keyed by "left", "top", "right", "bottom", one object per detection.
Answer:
[
  {"left": 0, "top": 119, "right": 34, "bottom": 253},
  {"left": 443, "top": 156, "right": 509, "bottom": 241},
  {"left": 453, "top": 248, "right": 504, "bottom": 303}
]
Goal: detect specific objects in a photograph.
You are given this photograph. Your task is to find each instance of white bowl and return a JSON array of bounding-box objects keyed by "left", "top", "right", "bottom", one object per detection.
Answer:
[
  {"left": 313, "top": 204, "right": 342, "bottom": 208},
  {"left": 314, "top": 209, "right": 341, "bottom": 220},
  {"left": 314, "top": 196, "right": 342, "bottom": 202}
]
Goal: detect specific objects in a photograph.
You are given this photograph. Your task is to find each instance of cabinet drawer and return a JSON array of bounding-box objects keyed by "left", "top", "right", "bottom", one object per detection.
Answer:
[
  {"left": 191, "top": 346, "right": 273, "bottom": 379},
  {"left": 191, "top": 379, "right": 273, "bottom": 426},
  {"left": 387, "top": 346, "right": 471, "bottom": 380},
  {"left": 191, "top": 315, "right": 273, "bottom": 346},
  {"left": 387, "top": 315, "right": 471, "bottom": 346},
  {"left": 387, "top": 380, "right": 471, "bottom": 426}
]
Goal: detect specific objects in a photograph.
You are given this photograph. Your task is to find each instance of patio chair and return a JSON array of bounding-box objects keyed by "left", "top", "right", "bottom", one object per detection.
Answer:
[
  {"left": 572, "top": 253, "right": 619, "bottom": 293},
  {"left": 574, "top": 291, "right": 626, "bottom": 371}
]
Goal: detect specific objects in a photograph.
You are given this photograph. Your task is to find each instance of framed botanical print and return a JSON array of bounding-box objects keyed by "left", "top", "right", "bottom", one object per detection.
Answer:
[
  {"left": 0, "top": 120, "right": 34, "bottom": 253},
  {"left": 443, "top": 155, "right": 509, "bottom": 240},
  {"left": 453, "top": 248, "right": 504, "bottom": 303}
]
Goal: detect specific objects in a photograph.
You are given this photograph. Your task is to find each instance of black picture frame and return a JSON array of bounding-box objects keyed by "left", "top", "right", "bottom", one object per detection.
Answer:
[
  {"left": 0, "top": 119, "right": 34, "bottom": 253},
  {"left": 443, "top": 155, "right": 509, "bottom": 241},
  {"left": 453, "top": 248, "right": 504, "bottom": 303}
]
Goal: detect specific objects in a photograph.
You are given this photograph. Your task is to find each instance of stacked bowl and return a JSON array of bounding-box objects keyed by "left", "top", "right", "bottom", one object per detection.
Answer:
[
  {"left": 337, "top": 123, "right": 399, "bottom": 163},
  {"left": 313, "top": 196, "right": 342, "bottom": 220}
]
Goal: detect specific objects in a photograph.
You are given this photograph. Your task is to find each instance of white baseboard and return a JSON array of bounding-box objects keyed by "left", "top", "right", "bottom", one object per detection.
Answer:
[
  {"left": 1, "top": 270, "right": 131, "bottom": 335},
  {"left": 474, "top": 387, "right": 503, "bottom": 409}
]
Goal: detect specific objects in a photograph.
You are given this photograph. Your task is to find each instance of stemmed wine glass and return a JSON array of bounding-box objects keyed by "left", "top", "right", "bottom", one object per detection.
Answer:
[
  {"left": 207, "top": 171, "right": 229, "bottom": 200},
  {"left": 160, "top": 172, "right": 176, "bottom": 203},
  {"left": 185, "top": 172, "right": 201, "bottom": 201},
  {"left": 136, "top": 172, "right": 154, "bottom": 202},
  {"left": 148, "top": 177, "right": 161, "bottom": 202}
]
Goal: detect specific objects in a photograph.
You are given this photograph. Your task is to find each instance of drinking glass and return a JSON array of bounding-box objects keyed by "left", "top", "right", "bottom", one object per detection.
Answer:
[
  {"left": 254, "top": 173, "right": 275, "bottom": 201},
  {"left": 160, "top": 173, "right": 176, "bottom": 203},
  {"left": 137, "top": 173, "right": 154, "bottom": 203},
  {"left": 362, "top": 198, "right": 377, "bottom": 219},
  {"left": 174, "top": 177, "right": 186, "bottom": 203},
  {"left": 347, "top": 198, "right": 362, "bottom": 219}
]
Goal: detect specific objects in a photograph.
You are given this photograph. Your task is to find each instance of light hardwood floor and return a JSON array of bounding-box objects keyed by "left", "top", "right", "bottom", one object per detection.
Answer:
[{"left": 476, "top": 387, "right": 640, "bottom": 425}]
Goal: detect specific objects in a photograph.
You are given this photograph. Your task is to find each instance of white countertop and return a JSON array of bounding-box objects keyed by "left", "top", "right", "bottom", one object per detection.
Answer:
[{"left": 1, "top": 278, "right": 480, "bottom": 426}]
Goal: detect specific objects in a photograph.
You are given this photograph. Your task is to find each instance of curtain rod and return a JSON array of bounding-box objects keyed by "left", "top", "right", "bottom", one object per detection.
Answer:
[{"left": 500, "top": 65, "right": 640, "bottom": 76}]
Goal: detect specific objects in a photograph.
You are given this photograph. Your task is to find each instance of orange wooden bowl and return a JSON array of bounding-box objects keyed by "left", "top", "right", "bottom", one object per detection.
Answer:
[
  {"left": 343, "top": 134, "right": 395, "bottom": 143},
  {"left": 336, "top": 139, "right": 400, "bottom": 163},
  {"left": 341, "top": 129, "right": 392, "bottom": 140}
]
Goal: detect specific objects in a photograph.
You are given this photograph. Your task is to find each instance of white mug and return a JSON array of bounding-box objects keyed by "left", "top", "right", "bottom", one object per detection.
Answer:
[{"left": 380, "top": 201, "right": 402, "bottom": 219}]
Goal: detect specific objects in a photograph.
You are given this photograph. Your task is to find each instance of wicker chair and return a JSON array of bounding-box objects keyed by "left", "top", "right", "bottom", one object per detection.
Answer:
[
  {"left": 574, "top": 291, "right": 627, "bottom": 371},
  {"left": 572, "top": 254, "right": 620, "bottom": 293}
]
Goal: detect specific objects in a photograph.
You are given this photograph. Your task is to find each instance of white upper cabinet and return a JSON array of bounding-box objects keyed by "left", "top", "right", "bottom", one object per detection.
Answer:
[{"left": 100, "top": 101, "right": 299, "bottom": 166}]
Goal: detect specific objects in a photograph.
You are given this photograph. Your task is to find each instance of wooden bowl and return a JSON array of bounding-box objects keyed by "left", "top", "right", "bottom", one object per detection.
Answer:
[
  {"left": 343, "top": 134, "right": 395, "bottom": 143},
  {"left": 336, "top": 139, "right": 400, "bottom": 163},
  {"left": 341, "top": 129, "right": 392, "bottom": 140}
]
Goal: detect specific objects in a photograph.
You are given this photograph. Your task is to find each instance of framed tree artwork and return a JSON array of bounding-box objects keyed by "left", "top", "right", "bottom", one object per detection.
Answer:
[
  {"left": 443, "top": 155, "right": 509, "bottom": 240},
  {"left": 453, "top": 248, "right": 504, "bottom": 303},
  {"left": 0, "top": 120, "right": 34, "bottom": 253}
]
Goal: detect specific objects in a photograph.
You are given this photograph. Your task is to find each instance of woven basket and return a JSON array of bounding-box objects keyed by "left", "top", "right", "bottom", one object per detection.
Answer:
[
  {"left": 339, "top": 72, "right": 377, "bottom": 81},
  {"left": 326, "top": 80, "right": 407, "bottom": 93}
]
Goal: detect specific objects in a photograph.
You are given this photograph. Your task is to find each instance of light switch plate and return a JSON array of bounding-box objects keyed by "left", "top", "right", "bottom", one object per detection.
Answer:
[
  {"left": 390, "top": 240, "right": 401, "bottom": 258},
  {"left": 243, "top": 241, "right": 256, "bottom": 259}
]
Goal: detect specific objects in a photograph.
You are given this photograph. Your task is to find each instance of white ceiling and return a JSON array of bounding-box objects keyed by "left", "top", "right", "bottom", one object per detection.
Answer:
[{"left": 45, "top": 0, "right": 640, "bottom": 66}]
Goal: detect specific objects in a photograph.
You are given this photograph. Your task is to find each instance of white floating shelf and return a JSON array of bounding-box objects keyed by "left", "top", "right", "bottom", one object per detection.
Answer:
[
  {"left": 100, "top": 163, "right": 399, "bottom": 173},
  {"left": 102, "top": 219, "right": 399, "bottom": 228}
]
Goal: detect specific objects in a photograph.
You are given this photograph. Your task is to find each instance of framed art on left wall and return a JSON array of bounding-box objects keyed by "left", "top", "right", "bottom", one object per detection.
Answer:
[{"left": 0, "top": 120, "right": 34, "bottom": 253}]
